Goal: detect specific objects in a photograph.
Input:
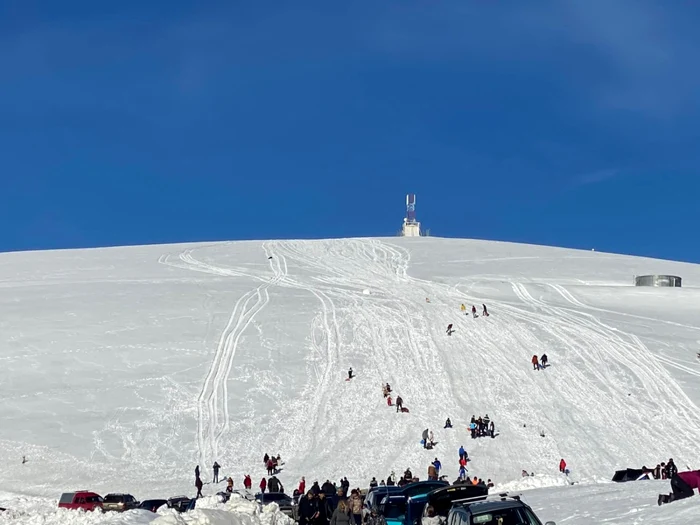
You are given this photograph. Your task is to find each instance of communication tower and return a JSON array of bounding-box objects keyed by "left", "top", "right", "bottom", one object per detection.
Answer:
[{"left": 401, "top": 194, "right": 421, "bottom": 237}]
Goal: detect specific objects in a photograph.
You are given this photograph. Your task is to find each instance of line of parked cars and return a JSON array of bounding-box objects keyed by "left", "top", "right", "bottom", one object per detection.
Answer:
[
  {"left": 57, "top": 481, "right": 557, "bottom": 525},
  {"left": 57, "top": 491, "right": 193, "bottom": 514}
]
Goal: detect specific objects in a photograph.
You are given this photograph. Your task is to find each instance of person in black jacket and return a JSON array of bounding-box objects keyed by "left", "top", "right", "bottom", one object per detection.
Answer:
[
  {"left": 298, "top": 492, "right": 319, "bottom": 525},
  {"left": 316, "top": 492, "right": 332, "bottom": 525},
  {"left": 665, "top": 459, "right": 678, "bottom": 479},
  {"left": 213, "top": 461, "right": 221, "bottom": 483}
]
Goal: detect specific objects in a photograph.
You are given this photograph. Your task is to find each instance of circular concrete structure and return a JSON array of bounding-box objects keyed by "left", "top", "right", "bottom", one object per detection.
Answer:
[{"left": 634, "top": 275, "right": 682, "bottom": 287}]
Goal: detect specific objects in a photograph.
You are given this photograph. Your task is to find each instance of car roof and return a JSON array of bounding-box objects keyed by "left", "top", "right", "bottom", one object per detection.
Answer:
[{"left": 463, "top": 500, "right": 527, "bottom": 513}]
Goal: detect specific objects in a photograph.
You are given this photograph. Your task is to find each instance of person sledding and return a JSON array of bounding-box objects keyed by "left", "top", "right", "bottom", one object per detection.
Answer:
[
  {"left": 482, "top": 304, "right": 489, "bottom": 316},
  {"left": 658, "top": 470, "right": 700, "bottom": 505},
  {"left": 446, "top": 324, "right": 454, "bottom": 336},
  {"left": 532, "top": 355, "right": 540, "bottom": 371},
  {"left": 471, "top": 305, "right": 478, "bottom": 318}
]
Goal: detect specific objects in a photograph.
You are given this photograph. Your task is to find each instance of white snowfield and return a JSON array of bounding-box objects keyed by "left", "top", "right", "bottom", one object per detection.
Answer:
[{"left": 1, "top": 237, "right": 700, "bottom": 524}]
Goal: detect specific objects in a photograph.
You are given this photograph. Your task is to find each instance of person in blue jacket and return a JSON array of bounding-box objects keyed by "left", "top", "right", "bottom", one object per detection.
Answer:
[
  {"left": 459, "top": 446, "right": 467, "bottom": 461},
  {"left": 432, "top": 458, "right": 442, "bottom": 474}
]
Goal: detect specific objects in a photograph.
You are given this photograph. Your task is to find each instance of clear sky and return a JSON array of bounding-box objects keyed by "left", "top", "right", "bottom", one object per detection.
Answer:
[{"left": 2, "top": 1, "right": 699, "bottom": 262}]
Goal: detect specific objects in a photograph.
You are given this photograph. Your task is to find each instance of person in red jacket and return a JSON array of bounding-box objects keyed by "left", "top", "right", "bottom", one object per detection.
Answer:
[
  {"left": 244, "top": 474, "right": 252, "bottom": 489},
  {"left": 559, "top": 459, "right": 567, "bottom": 473},
  {"left": 659, "top": 470, "right": 700, "bottom": 505},
  {"left": 298, "top": 477, "right": 306, "bottom": 494},
  {"left": 260, "top": 477, "right": 267, "bottom": 493},
  {"left": 533, "top": 355, "right": 540, "bottom": 371}
]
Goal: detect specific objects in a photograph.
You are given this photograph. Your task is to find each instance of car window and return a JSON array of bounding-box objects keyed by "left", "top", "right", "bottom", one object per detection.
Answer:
[
  {"left": 78, "top": 498, "right": 86, "bottom": 504},
  {"left": 471, "top": 507, "right": 531, "bottom": 525},
  {"left": 104, "top": 495, "right": 121, "bottom": 503},
  {"left": 524, "top": 509, "right": 542, "bottom": 525},
  {"left": 86, "top": 496, "right": 102, "bottom": 503},
  {"left": 59, "top": 493, "right": 74, "bottom": 504}
]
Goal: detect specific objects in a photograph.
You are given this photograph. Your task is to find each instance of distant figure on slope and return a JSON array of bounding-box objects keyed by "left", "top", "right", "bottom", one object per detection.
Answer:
[
  {"left": 426, "top": 298, "right": 431, "bottom": 303},
  {"left": 396, "top": 396, "right": 404, "bottom": 413},
  {"left": 482, "top": 304, "right": 489, "bottom": 317},
  {"left": 195, "top": 476, "right": 204, "bottom": 498},
  {"left": 446, "top": 324, "right": 454, "bottom": 336},
  {"left": 195, "top": 465, "right": 200, "bottom": 480},
  {"left": 264, "top": 453, "right": 270, "bottom": 465},
  {"left": 658, "top": 470, "right": 700, "bottom": 505},
  {"left": 665, "top": 459, "right": 678, "bottom": 478},
  {"left": 213, "top": 461, "right": 221, "bottom": 483},
  {"left": 489, "top": 420, "right": 495, "bottom": 438},
  {"left": 559, "top": 459, "right": 567, "bottom": 474},
  {"left": 532, "top": 355, "right": 540, "bottom": 371},
  {"left": 444, "top": 418, "right": 452, "bottom": 428},
  {"left": 387, "top": 395, "right": 392, "bottom": 406},
  {"left": 21, "top": 456, "right": 27, "bottom": 465},
  {"left": 226, "top": 478, "right": 234, "bottom": 493},
  {"left": 299, "top": 477, "right": 306, "bottom": 494},
  {"left": 540, "top": 354, "right": 548, "bottom": 368},
  {"left": 369, "top": 477, "right": 378, "bottom": 489},
  {"left": 429, "top": 430, "right": 435, "bottom": 447},
  {"left": 244, "top": 474, "right": 252, "bottom": 489},
  {"left": 427, "top": 463, "right": 438, "bottom": 481},
  {"left": 458, "top": 466, "right": 468, "bottom": 481},
  {"left": 471, "top": 305, "right": 477, "bottom": 318},
  {"left": 422, "top": 429, "right": 429, "bottom": 449},
  {"left": 260, "top": 477, "right": 267, "bottom": 493},
  {"left": 459, "top": 445, "right": 467, "bottom": 461},
  {"left": 460, "top": 304, "right": 466, "bottom": 312},
  {"left": 433, "top": 457, "right": 442, "bottom": 474},
  {"left": 348, "top": 368, "right": 354, "bottom": 380}
]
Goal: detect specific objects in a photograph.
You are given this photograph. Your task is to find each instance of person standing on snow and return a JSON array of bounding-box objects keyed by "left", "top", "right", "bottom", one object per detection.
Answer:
[
  {"left": 446, "top": 324, "right": 454, "bottom": 336},
  {"left": 471, "top": 305, "right": 477, "bottom": 318},
  {"left": 244, "top": 474, "right": 252, "bottom": 489},
  {"left": 665, "top": 459, "right": 678, "bottom": 479},
  {"left": 226, "top": 477, "right": 234, "bottom": 493},
  {"left": 460, "top": 304, "right": 466, "bottom": 312},
  {"left": 433, "top": 458, "right": 442, "bottom": 474},
  {"left": 195, "top": 476, "right": 204, "bottom": 498},
  {"left": 422, "top": 429, "right": 429, "bottom": 449},
  {"left": 348, "top": 368, "right": 354, "bottom": 380},
  {"left": 482, "top": 304, "right": 489, "bottom": 317},
  {"left": 299, "top": 477, "right": 306, "bottom": 495},
  {"left": 427, "top": 463, "right": 438, "bottom": 481},
  {"left": 444, "top": 418, "right": 452, "bottom": 428},
  {"left": 213, "top": 461, "right": 221, "bottom": 483},
  {"left": 532, "top": 355, "right": 540, "bottom": 371},
  {"left": 459, "top": 445, "right": 467, "bottom": 461},
  {"left": 195, "top": 465, "right": 200, "bottom": 482},
  {"left": 559, "top": 459, "right": 567, "bottom": 473},
  {"left": 458, "top": 465, "right": 468, "bottom": 481},
  {"left": 396, "top": 396, "right": 404, "bottom": 413},
  {"left": 260, "top": 477, "right": 267, "bottom": 493},
  {"left": 540, "top": 354, "right": 548, "bottom": 368},
  {"left": 429, "top": 430, "right": 435, "bottom": 447}
]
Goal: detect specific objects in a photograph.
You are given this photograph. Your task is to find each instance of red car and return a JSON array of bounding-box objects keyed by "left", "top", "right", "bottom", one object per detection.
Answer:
[{"left": 58, "top": 491, "right": 103, "bottom": 511}]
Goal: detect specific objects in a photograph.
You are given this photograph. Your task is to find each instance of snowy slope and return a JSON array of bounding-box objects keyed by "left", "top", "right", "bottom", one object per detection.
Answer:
[{"left": 1, "top": 237, "right": 700, "bottom": 523}]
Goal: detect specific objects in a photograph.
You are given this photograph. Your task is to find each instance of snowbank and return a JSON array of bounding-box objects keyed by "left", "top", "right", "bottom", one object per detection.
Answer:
[{"left": 0, "top": 494, "right": 293, "bottom": 525}]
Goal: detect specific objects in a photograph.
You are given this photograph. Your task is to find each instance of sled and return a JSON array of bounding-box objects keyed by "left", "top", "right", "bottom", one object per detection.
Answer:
[{"left": 401, "top": 407, "right": 410, "bottom": 413}]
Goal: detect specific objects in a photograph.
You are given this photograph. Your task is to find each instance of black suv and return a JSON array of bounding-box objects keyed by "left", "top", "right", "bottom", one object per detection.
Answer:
[
  {"left": 102, "top": 493, "right": 139, "bottom": 512},
  {"left": 255, "top": 492, "right": 296, "bottom": 520},
  {"left": 447, "top": 494, "right": 555, "bottom": 525}
]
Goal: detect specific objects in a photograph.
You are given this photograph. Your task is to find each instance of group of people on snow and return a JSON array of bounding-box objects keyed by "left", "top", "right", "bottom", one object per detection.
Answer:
[
  {"left": 264, "top": 453, "right": 283, "bottom": 475},
  {"left": 532, "top": 354, "right": 548, "bottom": 370},
  {"left": 459, "top": 304, "right": 489, "bottom": 318},
  {"left": 469, "top": 415, "right": 495, "bottom": 439}
]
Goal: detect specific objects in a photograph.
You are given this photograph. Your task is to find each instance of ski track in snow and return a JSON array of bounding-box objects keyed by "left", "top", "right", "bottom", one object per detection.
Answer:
[{"left": 161, "top": 238, "right": 700, "bottom": 486}]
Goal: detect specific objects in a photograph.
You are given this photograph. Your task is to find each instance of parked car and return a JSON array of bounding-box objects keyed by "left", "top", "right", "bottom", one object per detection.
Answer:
[
  {"left": 103, "top": 493, "right": 139, "bottom": 512},
  {"left": 138, "top": 499, "right": 168, "bottom": 513},
  {"left": 255, "top": 492, "right": 295, "bottom": 519},
  {"left": 58, "top": 491, "right": 103, "bottom": 512},
  {"left": 364, "top": 486, "right": 403, "bottom": 519},
  {"left": 447, "top": 494, "right": 555, "bottom": 525},
  {"left": 167, "top": 495, "right": 196, "bottom": 512},
  {"left": 419, "top": 484, "right": 489, "bottom": 525}
]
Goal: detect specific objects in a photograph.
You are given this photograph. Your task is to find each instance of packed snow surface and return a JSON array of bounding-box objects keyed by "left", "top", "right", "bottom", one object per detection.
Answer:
[{"left": 1, "top": 237, "right": 700, "bottom": 523}]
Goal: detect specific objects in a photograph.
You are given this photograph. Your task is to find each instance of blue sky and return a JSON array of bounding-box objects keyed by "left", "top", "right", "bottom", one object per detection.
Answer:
[{"left": 2, "top": 1, "right": 700, "bottom": 262}]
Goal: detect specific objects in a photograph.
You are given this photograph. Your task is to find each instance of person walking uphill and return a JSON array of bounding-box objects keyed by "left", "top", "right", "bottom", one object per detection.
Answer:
[
  {"left": 213, "top": 461, "right": 221, "bottom": 483},
  {"left": 659, "top": 470, "right": 700, "bottom": 505},
  {"left": 532, "top": 355, "right": 540, "bottom": 371}
]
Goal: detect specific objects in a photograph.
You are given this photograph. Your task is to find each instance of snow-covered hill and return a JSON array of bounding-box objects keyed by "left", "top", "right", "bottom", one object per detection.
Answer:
[{"left": 1, "top": 237, "right": 700, "bottom": 523}]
